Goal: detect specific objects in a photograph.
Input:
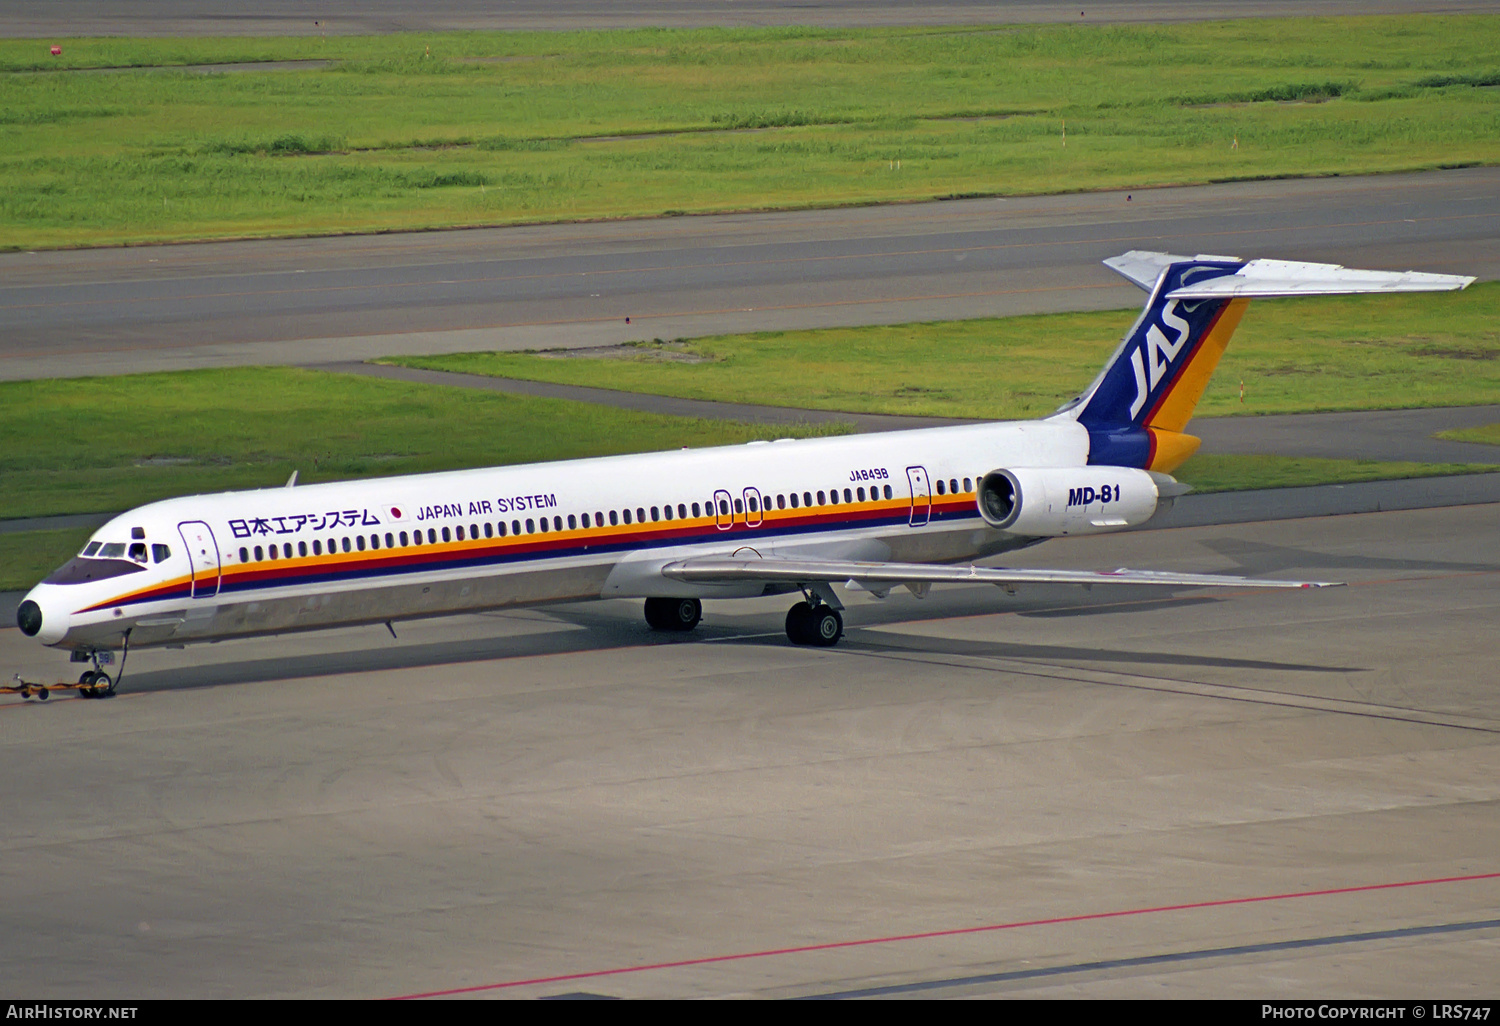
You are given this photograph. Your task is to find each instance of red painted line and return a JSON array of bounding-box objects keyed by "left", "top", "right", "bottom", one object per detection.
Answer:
[{"left": 389, "top": 870, "right": 1500, "bottom": 999}]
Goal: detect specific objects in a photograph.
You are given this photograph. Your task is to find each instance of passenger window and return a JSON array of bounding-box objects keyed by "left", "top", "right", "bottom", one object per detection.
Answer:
[
  {"left": 469, "top": 524, "right": 478, "bottom": 539},
  {"left": 299, "top": 541, "right": 308, "bottom": 556},
  {"left": 152, "top": 544, "right": 171, "bottom": 563},
  {"left": 539, "top": 518, "right": 549, "bottom": 533},
  {"left": 398, "top": 532, "right": 407, "bottom": 547},
  {"left": 281, "top": 543, "right": 290, "bottom": 558},
  {"left": 777, "top": 494, "right": 786, "bottom": 509},
  {"left": 610, "top": 510, "right": 619, "bottom": 526},
  {"left": 789, "top": 493, "right": 798, "bottom": 509},
  {"left": 936, "top": 479, "right": 946, "bottom": 495},
  {"left": 128, "top": 543, "right": 147, "bottom": 562},
  {"left": 554, "top": 516, "right": 562, "bottom": 532},
  {"left": 663, "top": 505, "right": 672, "bottom": 521},
  {"left": 748, "top": 496, "right": 758, "bottom": 512},
  {"left": 254, "top": 545, "right": 264, "bottom": 561},
  {"left": 803, "top": 492, "right": 812, "bottom": 507},
  {"left": 384, "top": 533, "right": 393, "bottom": 548},
  {"left": 844, "top": 488, "right": 852, "bottom": 502},
  {"left": 691, "top": 502, "right": 700, "bottom": 518},
  {"left": 239, "top": 547, "right": 248, "bottom": 563},
  {"left": 83, "top": 541, "right": 102, "bottom": 557},
  {"left": 496, "top": 522, "right": 506, "bottom": 537},
  {"left": 636, "top": 508, "right": 645, "bottom": 524},
  {"left": 651, "top": 506, "right": 660, "bottom": 522},
  {"left": 734, "top": 498, "right": 743, "bottom": 514},
  {"left": 455, "top": 526, "right": 464, "bottom": 541},
  {"left": 441, "top": 527, "right": 450, "bottom": 542},
  {"left": 857, "top": 487, "right": 866, "bottom": 501},
  {"left": 521, "top": 519, "right": 531, "bottom": 533},
  {"left": 313, "top": 540, "right": 323, "bottom": 555},
  {"left": 949, "top": 479, "right": 958, "bottom": 495},
  {"left": 357, "top": 536, "right": 366, "bottom": 551},
  {"left": 964, "top": 477, "right": 972, "bottom": 493},
  {"left": 565, "top": 515, "right": 574, "bottom": 530},
  {"left": 342, "top": 537, "right": 351, "bottom": 553},
  {"left": 622, "top": 509, "right": 632, "bottom": 525},
  {"left": 817, "top": 491, "right": 825, "bottom": 505},
  {"left": 511, "top": 521, "right": 519, "bottom": 536},
  {"left": 884, "top": 484, "right": 892, "bottom": 499},
  {"left": 677, "top": 504, "right": 687, "bottom": 519},
  {"left": 718, "top": 500, "right": 729, "bottom": 516}
]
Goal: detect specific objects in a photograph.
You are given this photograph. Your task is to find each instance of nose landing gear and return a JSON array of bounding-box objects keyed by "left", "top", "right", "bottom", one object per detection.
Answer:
[{"left": 3, "top": 633, "right": 128, "bottom": 702}]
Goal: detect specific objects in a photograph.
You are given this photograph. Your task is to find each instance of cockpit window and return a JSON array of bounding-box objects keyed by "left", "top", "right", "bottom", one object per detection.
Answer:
[
  {"left": 43, "top": 558, "right": 147, "bottom": 586},
  {"left": 152, "top": 544, "right": 171, "bottom": 564},
  {"left": 128, "top": 543, "right": 147, "bottom": 562},
  {"left": 98, "top": 542, "right": 127, "bottom": 559},
  {"left": 82, "top": 541, "right": 102, "bottom": 557}
]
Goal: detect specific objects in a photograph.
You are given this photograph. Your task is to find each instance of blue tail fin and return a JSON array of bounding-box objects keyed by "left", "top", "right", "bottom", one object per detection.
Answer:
[{"left": 1069, "top": 255, "right": 1248, "bottom": 472}]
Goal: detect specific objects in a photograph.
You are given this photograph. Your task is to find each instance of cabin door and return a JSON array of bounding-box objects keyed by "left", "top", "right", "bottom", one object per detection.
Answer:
[
  {"left": 177, "top": 521, "right": 221, "bottom": 599},
  {"left": 906, "top": 466, "right": 932, "bottom": 527}
]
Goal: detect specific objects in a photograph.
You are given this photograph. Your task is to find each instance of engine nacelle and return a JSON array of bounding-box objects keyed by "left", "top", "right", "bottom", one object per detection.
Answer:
[{"left": 976, "top": 467, "right": 1161, "bottom": 537}]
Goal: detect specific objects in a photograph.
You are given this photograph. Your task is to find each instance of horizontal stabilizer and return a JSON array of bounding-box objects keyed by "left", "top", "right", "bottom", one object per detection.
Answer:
[
  {"left": 1104, "top": 250, "right": 1239, "bottom": 291},
  {"left": 1167, "top": 258, "right": 1475, "bottom": 298},
  {"left": 662, "top": 556, "right": 1340, "bottom": 591}
]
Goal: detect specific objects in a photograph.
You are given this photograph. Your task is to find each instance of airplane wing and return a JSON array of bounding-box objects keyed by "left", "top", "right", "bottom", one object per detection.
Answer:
[{"left": 661, "top": 555, "right": 1340, "bottom": 593}]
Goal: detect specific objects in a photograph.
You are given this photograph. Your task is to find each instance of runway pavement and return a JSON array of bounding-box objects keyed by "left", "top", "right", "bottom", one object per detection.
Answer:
[
  {"left": 6, "top": 1, "right": 1498, "bottom": 37},
  {"left": 3, "top": 168, "right": 1496, "bottom": 381},
  {"left": 1, "top": 503, "right": 1495, "bottom": 998}
]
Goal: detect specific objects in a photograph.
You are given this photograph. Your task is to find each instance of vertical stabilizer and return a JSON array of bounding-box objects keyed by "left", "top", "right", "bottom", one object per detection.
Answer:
[{"left": 1069, "top": 252, "right": 1474, "bottom": 473}]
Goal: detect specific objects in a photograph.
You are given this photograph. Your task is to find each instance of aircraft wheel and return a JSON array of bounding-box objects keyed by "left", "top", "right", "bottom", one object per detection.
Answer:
[
  {"left": 36, "top": 687, "right": 49, "bottom": 701},
  {"left": 785, "top": 602, "right": 813, "bottom": 645},
  {"left": 645, "top": 597, "right": 702, "bottom": 632},
  {"left": 810, "top": 606, "right": 843, "bottom": 647},
  {"left": 93, "top": 672, "right": 114, "bottom": 697}
]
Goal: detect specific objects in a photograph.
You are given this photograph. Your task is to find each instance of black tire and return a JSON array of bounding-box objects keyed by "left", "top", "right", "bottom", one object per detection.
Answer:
[
  {"left": 645, "top": 597, "right": 702, "bottom": 632},
  {"left": 93, "top": 672, "right": 114, "bottom": 697},
  {"left": 785, "top": 601, "right": 813, "bottom": 645},
  {"left": 810, "top": 606, "right": 843, "bottom": 647},
  {"left": 78, "top": 670, "right": 96, "bottom": 687},
  {"left": 36, "top": 687, "right": 49, "bottom": 701}
]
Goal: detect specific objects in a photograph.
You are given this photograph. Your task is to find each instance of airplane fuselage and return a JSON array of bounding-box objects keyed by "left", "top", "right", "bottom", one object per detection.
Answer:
[{"left": 25, "top": 418, "right": 1094, "bottom": 652}]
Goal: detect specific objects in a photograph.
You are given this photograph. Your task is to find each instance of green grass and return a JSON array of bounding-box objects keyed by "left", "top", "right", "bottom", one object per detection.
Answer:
[
  {"left": 389, "top": 282, "right": 1500, "bottom": 420},
  {"left": 1435, "top": 423, "right": 1500, "bottom": 445},
  {"left": 0, "top": 367, "right": 851, "bottom": 522},
  {"left": 1171, "top": 454, "right": 1492, "bottom": 494},
  {"left": 0, "top": 527, "right": 97, "bottom": 593},
  {"left": 3, "top": 16, "right": 1499, "bottom": 248}
]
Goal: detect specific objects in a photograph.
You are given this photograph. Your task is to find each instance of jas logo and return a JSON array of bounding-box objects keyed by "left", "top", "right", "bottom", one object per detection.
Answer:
[
  {"left": 1127, "top": 300, "right": 1193, "bottom": 419},
  {"left": 1067, "top": 484, "right": 1120, "bottom": 507}
]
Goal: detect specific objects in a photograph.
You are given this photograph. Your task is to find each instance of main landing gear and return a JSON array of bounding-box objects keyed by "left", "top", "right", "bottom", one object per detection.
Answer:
[
  {"left": 644, "top": 597, "right": 703, "bottom": 632},
  {"left": 785, "top": 600, "right": 842, "bottom": 647}
]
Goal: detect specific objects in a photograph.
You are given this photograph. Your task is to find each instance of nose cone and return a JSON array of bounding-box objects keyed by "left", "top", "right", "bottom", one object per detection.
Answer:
[
  {"left": 18, "top": 588, "right": 68, "bottom": 646},
  {"left": 16, "top": 599, "right": 42, "bottom": 636}
]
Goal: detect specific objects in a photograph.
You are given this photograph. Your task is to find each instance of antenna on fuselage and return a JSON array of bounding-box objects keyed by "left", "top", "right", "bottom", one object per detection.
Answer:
[{"left": 285, "top": 470, "right": 299, "bottom": 488}]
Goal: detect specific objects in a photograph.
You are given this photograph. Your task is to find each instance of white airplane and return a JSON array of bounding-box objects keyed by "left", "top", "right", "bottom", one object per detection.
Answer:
[{"left": 12, "top": 251, "right": 1473, "bottom": 697}]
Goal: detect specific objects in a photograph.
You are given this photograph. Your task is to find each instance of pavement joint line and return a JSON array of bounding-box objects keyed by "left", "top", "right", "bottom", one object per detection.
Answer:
[
  {"left": 804, "top": 917, "right": 1500, "bottom": 999},
  {"left": 386, "top": 871, "right": 1500, "bottom": 999},
  {"left": 838, "top": 641, "right": 1500, "bottom": 733}
]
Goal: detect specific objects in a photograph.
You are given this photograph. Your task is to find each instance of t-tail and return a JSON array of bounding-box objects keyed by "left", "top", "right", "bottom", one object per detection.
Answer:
[{"left": 1063, "top": 251, "right": 1475, "bottom": 473}]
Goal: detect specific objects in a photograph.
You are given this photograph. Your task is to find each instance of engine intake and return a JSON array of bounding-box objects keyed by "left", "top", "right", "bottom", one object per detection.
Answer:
[{"left": 977, "top": 467, "right": 1162, "bottom": 536}]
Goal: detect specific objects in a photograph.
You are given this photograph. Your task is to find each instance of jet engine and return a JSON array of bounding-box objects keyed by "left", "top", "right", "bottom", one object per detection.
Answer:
[{"left": 976, "top": 467, "right": 1165, "bottom": 536}]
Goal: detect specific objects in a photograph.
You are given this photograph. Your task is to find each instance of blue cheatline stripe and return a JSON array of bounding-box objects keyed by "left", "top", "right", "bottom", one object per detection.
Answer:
[
  {"left": 804, "top": 918, "right": 1500, "bottom": 999},
  {"left": 106, "top": 503, "right": 986, "bottom": 612}
]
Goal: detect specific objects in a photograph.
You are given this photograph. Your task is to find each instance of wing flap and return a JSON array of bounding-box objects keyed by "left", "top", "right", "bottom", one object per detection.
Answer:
[{"left": 661, "top": 556, "right": 1340, "bottom": 590}]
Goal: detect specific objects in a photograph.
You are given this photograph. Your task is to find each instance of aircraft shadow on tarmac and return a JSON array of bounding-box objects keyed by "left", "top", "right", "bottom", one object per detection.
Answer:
[
  {"left": 1199, "top": 537, "right": 1500, "bottom": 576},
  {"left": 79, "top": 579, "right": 1357, "bottom": 697}
]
